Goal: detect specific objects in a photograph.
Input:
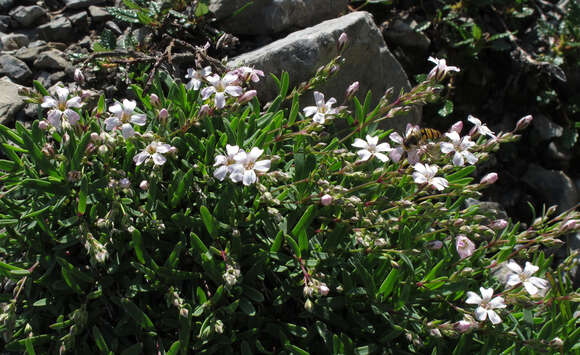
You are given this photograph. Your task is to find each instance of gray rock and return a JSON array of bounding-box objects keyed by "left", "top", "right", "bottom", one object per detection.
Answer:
[
  {"left": 37, "top": 16, "right": 75, "bottom": 42},
  {"left": 382, "top": 19, "right": 431, "bottom": 52},
  {"left": 0, "top": 15, "right": 11, "bottom": 32},
  {"left": 228, "top": 11, "right": 419, "bottom": 132},
  {"left": 0, "top": 54, "right": 32, "bottom": 84},
  {"left": 64, "top": 0, "right": 106, "bottom": 10},
  {"left": 1, "top": 33, "right": 29, "bottom": 50},
  {"left": 69, "top": 11, "right": 89, "bottom": 32},
  {"left": 88, "top": 5, "right": 111, "bottom": 22},
  {"left": 0, "top": 0, "right": 15, "bottom": 12},
  {"left": 9, "top": 5, "right": 48, "bottom": 28},
  {"left": 14, "top": 44, "right": 51, "bottom": 64},
  {"left": 209, "top": 0, "right": 348, "bottom": 35},
  {"left": 33, "top": 49, "right": 72, "bottom": 71},
  {"left": 27, "top": 40, "right": 47, "bottom": 47},
  {"left": 522, "top": 164, "right": 579, "bottom": 213},
  {"left": 0, "top": 77, "right": 27, "bottom": 125},
  {"left": 532, "top": 114, "right": 563, "bottom": 141}
]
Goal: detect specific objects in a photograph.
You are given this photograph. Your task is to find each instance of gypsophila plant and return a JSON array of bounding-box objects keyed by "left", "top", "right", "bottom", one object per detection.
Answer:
[{"left": 1, "top": 34, "right": 579, "bottom": 354}]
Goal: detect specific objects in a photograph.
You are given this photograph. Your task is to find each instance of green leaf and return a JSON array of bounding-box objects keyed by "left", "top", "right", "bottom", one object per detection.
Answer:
[
  {"left": 291, "top": 205, "right": 315, "bottom": 238},
  {"left": 298, "top": 230, "right": 308, "bottom": 253},
  {"left": 77, "top": 177, "right": 88, "bottom": 215},
  {"left": 377, "top": 268, "right": 398, "bottom": 297},
  {"left": 72, "top": 131, "right": 91, "bottom": 171},
  {"left": 445, "top": 166, "right": 475, "bottom": 181},
  {"left": 200, "top": 206, "right": 218, "bottom": 239},
  {"left": 438, "top": 100, "right": 454, "bottom": 117},
  {"left": 243, "top": 285, "right": 265, "bottom": 303},
  {"left": 284, "top": 344, "right": 309, "bottom": 355},
  {"left": 24, "top": 337, "right": 36, "bottom": 355},
  {"left": 131, "top": 228, "right": 147, "bottom": 264},
  {"left": 121, "top": 298, "right": 155, "bottom": 331},
  {"left": 167, "top": 341, "right": 181, "bottom": 355},
  {"left": 421, "top": 259, "right": 445, "bottom": 283},
  {"left": 285, "top": 234, "right": 301, "bottom": 258},
  {"left": 239, "top": 298, "right": 256, "bottom": 316},
  {"left": 471, "top": 23, "right": 482, "bottom": 41},
  {"left": 270, "top": 230, "right": 284, "bottom": 252},
  {"left": 33, "top": 80, "right": 50, "bottom": 97},
  {"left": 92, "top": 326, "right": 110, "bottom": 353},
  {"left": 190, "top": 232, "right": 208, "bottom": 254},
  {"left": 195, "top": 2, "right": 209, "bottom": 16}
]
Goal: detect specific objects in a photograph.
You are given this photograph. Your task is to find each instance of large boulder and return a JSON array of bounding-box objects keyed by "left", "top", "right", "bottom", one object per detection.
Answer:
[
  {"left": 209, "top": 0, "right": 348, "bottom": 35},
  {"left": 0, "top": 77, "right": 27, "bottom": 125},
  {"left": 522, "top": 164, "right": 579, "bottom": 213},
  {"left": 37, "top": 15, "right": 75, "bottom": 43},
  {"left": 0, "top": 54, "right": 32, "bottom": 84},
  {"left": 9, "top": 5, "right": 48, "bottom": 28},
  {"left": 228, "top": 11, "right": 420, "bottom": 132}
]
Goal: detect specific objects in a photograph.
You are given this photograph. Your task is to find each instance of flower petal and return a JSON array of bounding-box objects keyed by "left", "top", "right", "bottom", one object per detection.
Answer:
[
  {"left": 133, "top": 151, "right": 149, "bottom": 166},
  {"left": 506, "top": 260, "right": 523, "bottom": 274},
  {"left": 214, "top": 92, "right": 226, "bottom": 109},
  {"left": 313, "top": 91, "right": 325, "bottom": 107},
  {"left": 156, "top": 143, "right": 172, "bottom": 154},
  {"left": 213, "top": 165, "right": 228, "bottom": 181},
  {"left": 376, "top": 143, "right": 391, "bottom": 152},
  {"left": 465, "top": 291, "right": 482, "bottom": 305},
  {"left": 131, "top": 114, "right": 147, "bottom": 126},
  {"left": 375, "top": 152, "right": 389, "bottom": 162},
  {"left": 225, "top": 85, "right": 243, "bottom": 97},
  {"left": 64, "top": 109, "right": 80, "bottom": 125},
  {"left": 487, "top": 310, "right": 502, "bottom": 324},
  {"left": 480, "top": 287, "right": 493, "bottom": 301},
  {"left": 243, "top": 169, "right": 257, "bottom": 186},
  {"left": 523, "top": 281, "right": 539, "bottom": 296},
  {"left": 303, "top": 106, "right": 317, "bottom": 117},
  {"left": 152, "top": 152, "right": 167, "bottom": 165},
  {"left": 489, "top": 296, "right": 506, "bottom": 309},
  {"left": 474, "top": 306, "right": 487, "bottom": 321},
  {"left": 121, "top": 123, "right": 135, "bottom": 138},
  {"left": 352, "top": 138, "right": 368, "bottom": 149},
  {"left": 357, "top": 149, "right": 372, "bottom": 162},
  {"left": 254, "top": 160, "right": 271, "bottom": 173}
]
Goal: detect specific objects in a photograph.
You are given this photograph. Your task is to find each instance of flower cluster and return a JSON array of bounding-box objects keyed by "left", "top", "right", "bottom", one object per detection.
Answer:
[{"left": 213, "top": 145, "right": 271, "bottom": 186}]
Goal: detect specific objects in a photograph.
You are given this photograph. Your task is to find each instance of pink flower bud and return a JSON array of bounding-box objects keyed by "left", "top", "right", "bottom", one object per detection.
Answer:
[
  {"left": 515, "top": 115, "right": 533, "bottom": 131},
  {"left": 489, "top": 219, "right": 508, "bottom": 230},
  {"left": 480, "top": 172, "right": 498, "bottom": 185},
  {"left": 139, "top": 180, "right": 149, "bottom": 191},
  {"left": 38, "top": 120, "right": 49, "bottom": 130},
  {"left": 150, "top": 93, "right": 160, "bottom": 106},
  {"left": 198, "top": 104, "right": 210, "bottom": 118},
  {"left": 320, "top": 194, "right": 333, "bottom": 206},
  {"left": 90, "top": 132, "right": 100, "bottom": 142},
  {"left": 454, "top": 320, "right": 474, "bottom": 333},
  {"left": 337, "top": 32, "right": 348, "bottom": 52},
  {"left": 345, "top": 81, "right": 359, "bottom": 100},
  {"left": 455, "top": 235, "right": 475, "bottom": 259},
  {"left": 449, "top": 121, "right": 463, "bottom": 134},
  {"left": 238, "top": 90, "right": 257, "bottom": 104},
  {"left": 74, "top": 68, "right": 85, "bottom": 83},
  {"left": 319, "top": 284, "right": 330, "bottom": 296},
  {"left": 374, "top": 238, "right": 387, "bottom": 247},
  {"left": 425, "top": 240, "right": 443, "bottom": 250},
  {"left": 119, "top": 178, "right": 130, "bottom": 189},
  {"left": 158, "top": 108, "right": 169, "bottom": 121},
  {"left": 561, "top": 219, "right": 579, "bottom": 233}
]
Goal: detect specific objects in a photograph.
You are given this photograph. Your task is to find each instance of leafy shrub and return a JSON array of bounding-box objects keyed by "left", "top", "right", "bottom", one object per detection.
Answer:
[{"left": 0, "top": 36, "right": 579, "bottom": 354}]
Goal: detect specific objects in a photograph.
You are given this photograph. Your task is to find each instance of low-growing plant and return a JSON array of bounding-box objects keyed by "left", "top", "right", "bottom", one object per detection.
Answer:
[{"left": 0, "top": 35, "right": 579, "bottom": 354}]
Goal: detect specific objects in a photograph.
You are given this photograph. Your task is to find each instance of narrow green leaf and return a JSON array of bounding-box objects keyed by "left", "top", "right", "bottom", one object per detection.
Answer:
[
  {"left": 33, "top": 80, "right": 49, "bottom": 97},
  {"left": 298, "top": 230, "right": 308, "bottom": 253},
  {"left": 377, "top": 269, "right": 399, "bottom": 297},
  {"left": 239, "top": 298, "right": 256, "bottom": 316},
  {"left": 285, "top": 234, "right": 301, "bottom": 258},
  {"left": 167, "top": 341, "right": 181, "bottom": 355},
  {"left": 421, "top": 259, "right": 445, "bottom": 283},
  {"left": 200, "top": 206, "right": 218, "bottom": 239},
  {"left": 131, "top": 228, "right": 146, "bottom": 264},
  {"left": 92, "top": 326, "right": 110, "bottom": 353},
  {"left": 291, "top": 205, "right": 315, "bottom": 238},
  {"left": 190, "top": 232, "right": 208, "bottom": 253},
  {"left": 121, "top": 298, "right": 155, "bottom": 331},
  {"left": 24, "top": 337, "right": 36, "bottom": 355},
  {"left": 445, "top": 166, "right": 475, "bottom": 181},
  {"left": 270, "top": 230, "right": 284, "bottom": 252}
]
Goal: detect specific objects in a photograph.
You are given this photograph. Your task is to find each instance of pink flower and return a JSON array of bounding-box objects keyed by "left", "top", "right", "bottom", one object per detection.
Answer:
[
  {"left": 506, "top": 260, "right": 548, "bottom": 296},
  {"left": 201, "top": 73, "right": 243, "bottom": 109},
  {"left": 427, "top": 57, "right": 460, "bottom": 81},
  {"left": 449, "top": 121, "right": 463, "bottom": 134},
  {"left": 440, "top": 131, "right": 478, "bottom": 166},
  {"left": 337, "top": 32, "right": 348, "bottom": 51},
  {"left": 133, "top": 141, "right": 174, "bottom": 166},
  {"left": 468, "top": 115, "right": 496, "bottom": 138},
  {"left": 41, "top": 86, "right": 83, "bottom": 131},
  {"left": 238, "top": 90, "right": 257, "bottom": 104},
  {"left": 456, "top": 235, "right": 475, "bottom": 259},
  {"left": 185, "top": 66, "right": 212, "bottom": 91},
  {"left": 515, "top": 115, "right": 533, "bottom": 131},
  {"left": 345, "top": 81, "right": 359, "bottom": 100},
  {"left": 230, "top": 147, "right": 271, "bottom": 186},
  {"left": 232, "top": 67, "right": 264, "bottom": 83},
  {"left": 480, "top": 172, "right": 498, "bottom": 185},
  {"left": 412, "top": 163, "right": 448, "bottom": 191},
  {"left": 213, "top": 144, "right": 242, "bottom": 181},
  {"left": 105, "top": 99, "right": 147, "bottom": 139},
  {"left": 320, "top": 194, "right": 333, "bottom": 206}
]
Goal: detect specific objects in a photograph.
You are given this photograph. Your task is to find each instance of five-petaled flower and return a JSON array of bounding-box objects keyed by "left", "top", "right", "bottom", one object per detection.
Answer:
[
  {"left": 105, "top": 99, "right": 147, "bottom": 138},
  {"left": 466, "top": 287, "right": 506, "bottom": 324},
  {"left": 201, "top": 73, "right": 243, "bottom": 109},
  {"left": 232, "top": 66, "right": 264, "bottom": 83},
  {"left": 303, "top": 91, "right": 338, "bottom": 124},
  {"left": 185, "top": 66, "right": 212, "bottom": 91},
  {"left": 456, "top": 235, "right": 475, "bottom": 259},
  {"left": 352, "top": 135, "right": 391, "bottom": 162},
  {"left": 440, "top": 131, "right": 478, "bottom": 166},
  {"left": 427, "top": 56, "right": 460, "bottom": 81},
  {"left": 468, "top": 115, "right": 496, "bottom": 138},
  {"left": 134, "top": 141, "right": 174, "bottom": 166},
  {"left": 214, "top": 144, "right": 243, "bottom": 181},
  {"left": 412, "top": 163, "right": 448, "bottom": 191},
  {"left": 389, "top": 124, "right": 422, "bottom": 164},
  {"left": 41, "top": 86, "right": 83, "bottom": 131},
  {"left": 506, "top": 260, "right": 549, "bottom": 296},
  {"left": 230, "top": 147, "right": 271, "bottom": 186}
]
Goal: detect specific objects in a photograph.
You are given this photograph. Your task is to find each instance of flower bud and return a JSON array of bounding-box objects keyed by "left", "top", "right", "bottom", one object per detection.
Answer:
[
  {"left": 489, "top": 219, "right": 508, "bottom": 230},
  {"left": 345, "top": 81, "right": 359, "bottom": 100},
  {"left": 455, "top": 235, "right": 475, "bottom": 259},
  {"left": 304, "top": 299, "right": 313, "bottom": 312},
  {"left": 238, "top": 90, "right": 257, "bottom": 104},
  {"left": 158, "top": 108, "right": 169, "bottom": 121},
  {"left": 139, "top": 180, "right": 149, "bottom": 191},
  {"left": 150, "top": 93, "right": 160, "bottom": 106},
  {"left": 98, "top": 144, "right": 109, "bottom": 156},
  {"left": 179, "top": 307, "right": 189, "bottom": 318},
  {"left": 449, "top": 121, "right": 463, "bottom": 134},
  {"left": 198, "top": 104, "right": 210, "bottom": 118},
  {"left": 561, "top": 219, "right": 579, "bottom": 233},
  {"left": 549, "top": 337, "right": 563, "bottom": 347},
  {"left": 214, "top": 320, "right": 224, "bottom": 334},
  {"left": 337, "top": 32, "right": 348, "bottom": 52},
  {"left": 38, "top": 120, "right": 49, "bottom": 130},
  {"left": 515, "top": 115, "right": 533, "bottom": 131},
  {"left": 480, "top": 172, "right": 498, "bottom": 185},
  {"left": 74, "top": 68, "right": 85, "bottom": 83},
  {"left": 320, "top": 194, "right": 333, "bottom": 206},
  {"left": 303, "top": 285, "right": 314, "bottom": 298},
  {"left": 319, "top": 283, "right": 330, "bottom": 296},
  {"left": 119, "top": 178, "right": 130, "bottom": 189},
  {"left": 454, "top": 320, "right": 474, "bottom": 333},
  {"left": 425, "top": 240, "right": 443, "bottom": 250},
  {"left": 374, "top": 238, "right": 387, "bottom": 247},
  {"left": 90, "top": 132, "right": 100, "bottom": 142}
]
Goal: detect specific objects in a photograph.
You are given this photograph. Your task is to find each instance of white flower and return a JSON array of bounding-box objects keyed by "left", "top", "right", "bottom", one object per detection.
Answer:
[
  {"left": 440, "top": 131, "right": 478, "bottom": 166},
  {"left": 232, "top": 66, "right": 264, "bottom": 83},
  {"left": 468, "top": 115, "right": 496, "bottom": 138},
  {"left": 303, "top": 91, "right": 338, "bottom": 124},
  {"left": 201, "top": 73, "right": 243, "bottom": 109},
  {"left": 352, "top": 135, "right": 391, "bottom": 162},
  {"left": 506, "top": 260, "right": 549, "bottom": 296},
  {"left": 133, "top": 141, "right": 173, "bottom": 166},
  {"left": 412, "top": 163, "right": 448, "bottom": 191},
  {"left": 214, "top": 144, "right": 243, "bottom": 181},
  {"left": 389, "top": 124, "right": 422, "bottom": 164},
  {"left": 185, "top": 66, "right": 212, "bottom": 90},
  {"left": 41, "top": 86, "right": 83, "bottom": 131},
  {"left": 105, "top": 99, "right": 147, "bottom": 139},
  {"left": 428, "top": 57, "right": 460, "bottom": 80},
  {"left": 465, "top": 287, "right": 506, "bottom": 325},
  {"left": 230, "top": 147, "right": 271, "bottom": 186}
]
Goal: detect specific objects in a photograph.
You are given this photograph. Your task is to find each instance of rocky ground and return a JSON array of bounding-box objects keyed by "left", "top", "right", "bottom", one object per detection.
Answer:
[{"left": 0, "top": 0, "right": 578, "bottom": 282}]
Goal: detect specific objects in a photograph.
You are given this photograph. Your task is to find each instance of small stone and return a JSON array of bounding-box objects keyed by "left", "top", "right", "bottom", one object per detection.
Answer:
[
  {"left": 105, "top": 20, "right": 122, "bottom": 35},
  {"left": 64, "top": 0, "right": 106, "bottom": 10},
  {"left": 0, "top": 54, "right": 32, "bottom": 84},
  {"left": 69, "top": 11, "right": 89, "bottom": 32},
  {"left": 9, "top": 5, "right": 48, "bottom": 28},
  {"left": 78, "top": 35, "right": 92, "bottom": 48},
  {"left": 0, "top": 15, "right": 12, "bottom": 32},
  {"left": 14, "top": 45, "right": 50, "bottom": 64},
  {"left": 0, "top": 0, "right": 16, "bottom": 12},
  {"left": 48, "top": 71, "right": 67, "bottom": 84},
  {"left": 0, "top": 77, "right": 28, "bottom": 125},
  {"left": 33, "top": 49, "right": 72, "bottom": 71},
  {"left": 88, "top": 6, "right": 111, "bottom": 22},
  {"left": 38, "top": 16, "right": 74, "bottom": 42},
  {"left": 1, "top": 33, "right": 29, "bottom": 50}
]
